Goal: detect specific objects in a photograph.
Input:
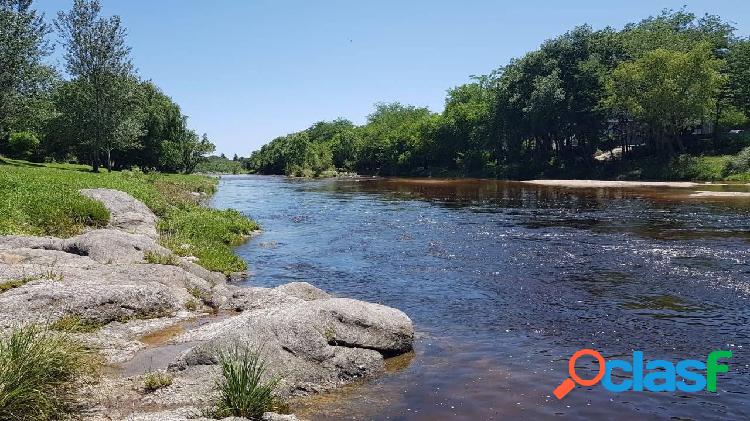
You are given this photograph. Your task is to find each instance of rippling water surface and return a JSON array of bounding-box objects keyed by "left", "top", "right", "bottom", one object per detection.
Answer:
[{"left": 212, "top": 176, "right": 750, "bottom": 420}]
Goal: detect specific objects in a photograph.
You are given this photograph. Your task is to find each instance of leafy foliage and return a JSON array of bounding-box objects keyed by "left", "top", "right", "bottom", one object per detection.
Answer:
[
  {"left": 246, "top": 9, "right": 750, "bottom": 180},
  {"left": 7, "top": 131, "right": 39, "bottom": 159}
]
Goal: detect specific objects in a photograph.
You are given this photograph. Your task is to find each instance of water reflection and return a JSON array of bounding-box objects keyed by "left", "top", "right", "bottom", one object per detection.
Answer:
[{"left": 213, "top": 176, "right": 750, "bottom": 420}]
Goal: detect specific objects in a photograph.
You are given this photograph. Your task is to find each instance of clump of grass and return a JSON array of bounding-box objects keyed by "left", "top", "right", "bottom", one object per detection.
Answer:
[
  {"left": 143, "top": 371, "right": 173, "bottom": 393},
  {"left": 0, "top": 277, "right": 36, "bottom": 293},
  {"left": 144, "top": 250, "right": 179, "bottom": 266},
  {"left": 50, "top": 315, "right": 103, "bottom": 333},
  {"left": 39, "top": 270, "right": 64, "bottom": 282},
  {"left": 0, "top": 325, "right": 90, "bottom": 420},
  {"left": 185, "top": 298, "right": 199, "bottom": 311},
  {"left": 187, "top": 286, "right": 205, "bottom": 300},
  {"left": 210, "top": 347, "right": 280, "bottom": 419}
]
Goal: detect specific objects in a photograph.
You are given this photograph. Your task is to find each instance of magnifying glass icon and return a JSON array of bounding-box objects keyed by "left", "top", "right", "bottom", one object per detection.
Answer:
[{"left": 553, "top": 349, "right": 605, "bottom": 399}]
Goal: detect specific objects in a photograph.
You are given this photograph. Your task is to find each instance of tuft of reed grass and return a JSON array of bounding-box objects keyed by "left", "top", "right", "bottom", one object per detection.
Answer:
[
  {"left": 0, "top": 325, "right": 90, "bottom": 420},
  {"left": 211, "top": 347, "right": 279, "bottom": 420}
]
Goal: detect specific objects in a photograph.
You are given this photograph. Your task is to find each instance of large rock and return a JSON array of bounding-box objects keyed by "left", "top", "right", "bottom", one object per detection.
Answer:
[
  {"left": 171, "top": 292, "right": 414, "bottom": 398},
  {"left": 80, "top": 188, "right": 159, "bottom": 239}
]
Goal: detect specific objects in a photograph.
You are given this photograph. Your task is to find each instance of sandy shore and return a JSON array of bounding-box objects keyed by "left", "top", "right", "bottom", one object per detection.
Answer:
[
  {"left": 521, "top": 179, "right": 703, "bottom": 188},
  {"left": 689, "top": 191, "right": 750, "bottom": 198}
]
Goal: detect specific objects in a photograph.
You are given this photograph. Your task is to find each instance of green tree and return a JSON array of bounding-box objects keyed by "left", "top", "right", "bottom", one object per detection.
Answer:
[
  {"left": 55, "top": 0, "right": 141, "bottom": 171},
  {"left": 0, "top": 0, "right": 53, "bottom": 137},
  {"left": 605, "top": 43, "right": 723, "bottom": 153},
  {"left": 175, "top": 130, "right": 215, "bottom": 174},
  {"left": 727, "top": 38, "right": 750, "bottom": 118},
  {"left": 7, "top": 130, "right": 38, "bottom": 159}
]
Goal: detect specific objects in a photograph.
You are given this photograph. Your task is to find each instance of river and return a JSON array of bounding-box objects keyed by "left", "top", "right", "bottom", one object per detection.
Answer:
[{"left": 211, "top": 176, "right": 750, "bottom": 420}]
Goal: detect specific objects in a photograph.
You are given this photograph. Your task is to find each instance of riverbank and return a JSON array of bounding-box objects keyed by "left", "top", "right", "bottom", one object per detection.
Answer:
[
  {"left": 0, "top": 159, "right": 416, "bottom": 420},
  {"left": 0, "top": 157, "right": 257, "bottom": 274}
]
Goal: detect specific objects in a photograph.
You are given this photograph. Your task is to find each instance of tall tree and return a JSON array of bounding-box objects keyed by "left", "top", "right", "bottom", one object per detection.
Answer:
[
  {"left": 55, "top": 0, "right": 140, "bottom": 171},
  {"left": 0, "top": 0, "right": 52, "bottom": 137},
  {"left": 605, "top": 43, "right": 723, "bottom": 153},
  {"left": 727, "top": 38, "right": 750, "bottom": 117},
  {"left": 174, "top": 129, "right": 215, "bottom": 174}
]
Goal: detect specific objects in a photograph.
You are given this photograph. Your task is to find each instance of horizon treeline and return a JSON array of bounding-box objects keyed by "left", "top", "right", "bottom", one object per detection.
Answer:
[
  {"left": 0, "top": 0, "right": 213, "bottom": 173},
  {"left": 246, "top": 9, "right": 750, "bottom": 179}
]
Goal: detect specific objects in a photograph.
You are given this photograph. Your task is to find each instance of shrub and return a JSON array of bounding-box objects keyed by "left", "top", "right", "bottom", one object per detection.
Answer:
[
  {"left": 143, "top": 371, "right": 173, "bottom": 392},
  {"left": 212, "top": 347, "right": 279, "bottom": 419},
  {"left": 726, "top": 146, "right": 750, "bottom": 175},
  {"left": 0, "top": 326, "right": 89, "bottom": 420},
  {"left": 7, "top": 132, "right": 40, "bottom": 160}
]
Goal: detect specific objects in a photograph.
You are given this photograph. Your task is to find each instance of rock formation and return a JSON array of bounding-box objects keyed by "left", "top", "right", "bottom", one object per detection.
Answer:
[{"left": 0, "top": 189, "right": 414, "bottom": 420}]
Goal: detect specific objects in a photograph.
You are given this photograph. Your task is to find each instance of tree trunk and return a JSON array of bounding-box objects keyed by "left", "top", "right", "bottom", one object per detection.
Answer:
[
  {"left": 106, "top": 150, "right": 112, "bottom": 172},
  {"left": 91, "top": 150, "right": 100, "bottom": 172},
  {"left": 713, "top": 98, "right": 722, "bottom": 150}
]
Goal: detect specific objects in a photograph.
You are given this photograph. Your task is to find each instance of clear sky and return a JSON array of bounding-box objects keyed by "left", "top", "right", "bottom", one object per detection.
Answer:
[{"left": 34, "top": 0, "right": 750, "bottom": 156}]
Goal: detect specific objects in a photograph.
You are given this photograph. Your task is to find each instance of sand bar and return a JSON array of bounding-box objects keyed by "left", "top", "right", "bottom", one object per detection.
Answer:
[{"left": 522, "top": 180, "right": 703, "bottom": 188}]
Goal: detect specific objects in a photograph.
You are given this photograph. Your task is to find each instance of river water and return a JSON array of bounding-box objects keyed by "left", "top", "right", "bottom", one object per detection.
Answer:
[{"left": 212, "top": 176, "right": 750, "bottom": 420}]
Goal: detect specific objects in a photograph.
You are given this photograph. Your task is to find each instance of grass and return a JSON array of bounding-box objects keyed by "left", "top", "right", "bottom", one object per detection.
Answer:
[
  {"left": 0, "top": 277, "right": 36, "bottom": 293},
  {"left": 50, "top": 315, "right": 104, "bottom": 334},
  {"left": 144, "top": 250, "right": 179, "bottom": 266},
  {"left": 160, "top": 207, "right": 258, "bottom": 274},
  {"left": 0, "top": 325, "right": 91, "bottom": 420},
  {"left": 0, "top": 157, "right": 258, "bottom": 274},
  {"left": 143, "top": 371, "right": 173, "bottom": 393},
  {"left": 211, "top": 347, "right": 280, "bottom": 420},
  {"left": 0, "top": 272, "right": 64, "bottom": 294},
  {"left": 185, "top": 298, "right": 199, "bottom": 311}
]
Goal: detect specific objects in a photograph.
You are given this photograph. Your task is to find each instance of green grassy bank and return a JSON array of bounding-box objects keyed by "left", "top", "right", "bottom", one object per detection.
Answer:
[{"left": 0, "top": 157, "right": 258, "bottom": 274}]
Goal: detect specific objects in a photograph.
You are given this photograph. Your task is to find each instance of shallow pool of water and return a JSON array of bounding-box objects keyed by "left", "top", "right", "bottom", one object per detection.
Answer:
[{"left": 212, "top": 176, "right": 750, "bottom": 420}]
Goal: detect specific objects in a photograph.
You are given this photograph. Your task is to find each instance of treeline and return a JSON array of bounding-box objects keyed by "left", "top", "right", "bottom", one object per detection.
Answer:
[
  {"left": 247, "top": 9, "right": 750, "bottom": 179},
  {"left": 0, "top": 0, "right": 213, "bottom": 173}
]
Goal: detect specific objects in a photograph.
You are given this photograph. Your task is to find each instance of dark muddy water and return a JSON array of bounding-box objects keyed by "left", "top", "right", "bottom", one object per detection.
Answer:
[{"left": 212, "top": 176, "right": 750, "bottom": 420}]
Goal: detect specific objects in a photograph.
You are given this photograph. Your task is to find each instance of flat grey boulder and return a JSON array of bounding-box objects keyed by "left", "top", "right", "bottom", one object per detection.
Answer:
[{"left": 80, "top": 188, "right": 159, "bottom": 239}]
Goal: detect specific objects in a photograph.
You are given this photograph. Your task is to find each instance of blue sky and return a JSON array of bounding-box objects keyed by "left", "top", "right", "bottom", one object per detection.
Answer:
[{"left": 35, "top": 0, "right": 750, "bottom": 156}]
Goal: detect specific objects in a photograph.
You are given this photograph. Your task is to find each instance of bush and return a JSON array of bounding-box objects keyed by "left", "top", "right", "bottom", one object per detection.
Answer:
[
  {"left": 7, "top": 132, "right": 40, "bottom": 160},
  {"left": 726, "top": 146, "right": 750, "bottom": 175},
  {"left": 0, "top": 326, "right": 89, "bottom": 420},
  {"left": 212, "top": 347, "right": 279, "bottom": 419}
]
